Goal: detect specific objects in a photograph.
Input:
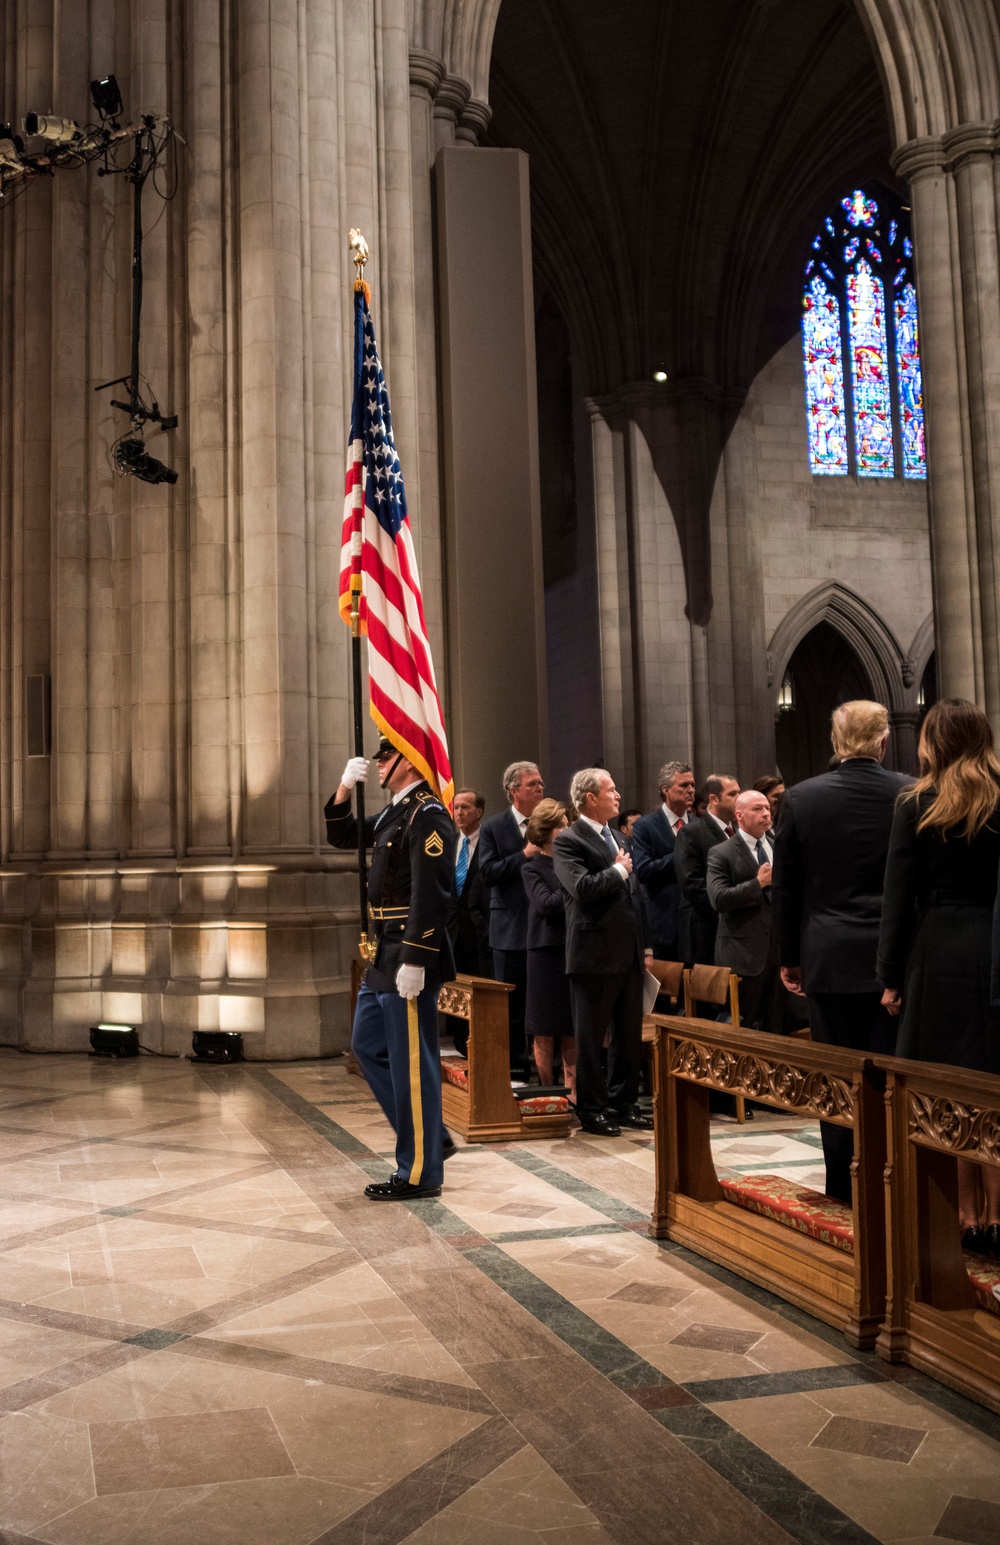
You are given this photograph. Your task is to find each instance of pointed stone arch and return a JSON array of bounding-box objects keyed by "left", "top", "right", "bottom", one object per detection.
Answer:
[
  {"left": 413, "top": 0, "right": 1000, "bottom": 148},
  {"left": 767, "top": 583, "right": 909, "bottom": 713}
]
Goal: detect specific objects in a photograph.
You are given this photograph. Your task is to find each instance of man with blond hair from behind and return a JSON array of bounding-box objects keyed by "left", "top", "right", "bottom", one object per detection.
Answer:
[{"left": 772, "top": 701, "right": 910, "bottom": 1203}]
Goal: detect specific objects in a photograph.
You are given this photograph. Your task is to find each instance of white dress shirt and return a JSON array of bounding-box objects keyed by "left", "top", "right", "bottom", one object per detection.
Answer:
[
  {"left": 578, "top": 814, "right": 627, "bottom": 882},
  {"left": 455, "top": 826, "right": 480, "bottom": 866},
  {"left": 511, "top": 807, "right": 528, "bottom": 839},
  {"left": 738, "top": 827, "right": 773, "bottom": 865},
  {"left": 662, "top": 804, "right": 689, "bottom": 838}
]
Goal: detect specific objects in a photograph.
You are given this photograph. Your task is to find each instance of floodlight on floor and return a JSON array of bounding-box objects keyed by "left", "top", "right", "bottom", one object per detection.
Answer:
[
  {"left": 189, "top": 1031, "right": 244, "bottom": 1065},
  {"left": 89, "top": 1023, "right": 139, "bottom": 1058}
]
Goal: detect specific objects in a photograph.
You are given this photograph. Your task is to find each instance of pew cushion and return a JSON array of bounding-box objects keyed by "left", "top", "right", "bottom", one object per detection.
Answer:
[
  {"left": 441, "top": 1061, "right": 469, "bottom": 1090},
  {"left": 516, "top": 1095, "right": 571, "bottom": 1115},
  {"left": 965, "top": 1250, "right": 1000, "bottom": 1317},
  {"left": 719, "top": 1173, "right": 854, "bottom": 1254}
]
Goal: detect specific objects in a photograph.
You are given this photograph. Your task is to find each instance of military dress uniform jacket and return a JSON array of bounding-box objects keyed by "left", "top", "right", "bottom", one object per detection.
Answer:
[{"left": 325, "top": 782, "right": 456, "bottom": 993}]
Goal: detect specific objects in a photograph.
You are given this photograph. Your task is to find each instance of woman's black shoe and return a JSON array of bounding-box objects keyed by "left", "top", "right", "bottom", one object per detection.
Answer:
[
  {"left": 984, "top": 1223, "right": 1000, "bottom": 1257},
  {"left": 961, "top": 1224, "right": 987, "bottom": 1253}
]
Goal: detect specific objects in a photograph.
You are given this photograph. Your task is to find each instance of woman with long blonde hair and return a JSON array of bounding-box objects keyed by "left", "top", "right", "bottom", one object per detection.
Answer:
[{"left": 878, "top": 698, "right": 1000, "bottom": 1253}]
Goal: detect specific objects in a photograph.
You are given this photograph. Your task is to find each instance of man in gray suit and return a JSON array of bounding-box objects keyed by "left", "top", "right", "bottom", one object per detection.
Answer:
[{"left": 706, "top": 789, "right": 785, "bottom": 1033}]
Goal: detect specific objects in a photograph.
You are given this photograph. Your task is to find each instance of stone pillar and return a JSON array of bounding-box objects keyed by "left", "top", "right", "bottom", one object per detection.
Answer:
[
  {"left": 0, "top": 0, "right": 425, "bottom": 1054},
  {"left": 435, "top": 145, "right": 548, "bottom": 798},
  {"left": 894, "top": 124, "right": 1000, "bottom": 722}
]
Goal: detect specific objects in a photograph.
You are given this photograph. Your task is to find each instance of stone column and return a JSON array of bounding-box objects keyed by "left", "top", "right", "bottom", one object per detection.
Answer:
[
  {"left": 435, "top": 145, "right": 548, "bottom": 796},
  {"left": 894, "top": 124, "right": 1000, "bottom": 722}
]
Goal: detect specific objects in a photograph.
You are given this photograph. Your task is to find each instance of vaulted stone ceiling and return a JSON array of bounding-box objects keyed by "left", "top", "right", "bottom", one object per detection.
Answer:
[{"left": 487, "top": 0, "right": 895, "bottom": 396}]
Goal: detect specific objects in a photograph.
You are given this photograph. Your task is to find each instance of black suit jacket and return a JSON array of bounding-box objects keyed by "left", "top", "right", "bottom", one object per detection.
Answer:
[
  {"left": 631, "top": 807, "right": 690, "bottom": 958},
  {"left": 522, "top": 853, "right": 566, "bottom": 951},
  {"left": 552, "top": 821, "right": 649, "bottom": 975},
  {"left": 449, "top": 840, "right": 491, "bottom": 976},
  {"left": 706, "top": 832, "right": 773, "bottom": 978},
  {"left": 478, "top": 808, "right": 529, "bottom": 952},
  {"left": 772, "top": 757, "right": 910, "bottom": 994},
  {"left": 674, "top": 816, "right": 728, "bottom": 964}
]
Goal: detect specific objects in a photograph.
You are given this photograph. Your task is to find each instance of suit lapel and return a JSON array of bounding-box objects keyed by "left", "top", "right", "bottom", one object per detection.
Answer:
[{"left": 578, "top": 819, "right": 613, "bottom": 866}]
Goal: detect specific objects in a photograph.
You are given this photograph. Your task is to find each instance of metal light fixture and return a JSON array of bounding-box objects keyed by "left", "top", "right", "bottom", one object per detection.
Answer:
[
  {"left": 23, "top": 112, "right": 81, "bottom": 145},
  {"left": 90, "top": 75, "right": 123, "bottom": 121},
  {"left": 778, "top": 671, "right": 796, "bottom": 713},
  {"left": 113, "top": 435, "right": 178, "bottom": 485},
  {"left": 89, "top": 1023, "right": 140, "bottom": 1057},
  {"left": 189, "top": 1031, "right": 244, "bottom": 1065},
  {"left": 0, "top": 124, "right": 25, "bottom": 170}
]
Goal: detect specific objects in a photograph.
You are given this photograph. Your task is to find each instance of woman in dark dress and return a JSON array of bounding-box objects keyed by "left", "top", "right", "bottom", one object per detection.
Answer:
[
  {"left": 522, "top": 799, "right": 576, "bottom": 1101},
  {"left": 878, "top": 698, "right": 1000, "bottom": 1253}
]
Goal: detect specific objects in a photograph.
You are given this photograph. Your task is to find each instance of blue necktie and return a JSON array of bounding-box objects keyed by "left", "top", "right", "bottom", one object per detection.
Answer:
[
  {"left": 601, "top": 825, "right": 618, "bottom": 858},
  {"left": 756, "top": 838, "right": 771, "bottom": 901},
  {"left": 456, "top": 834, "right": 470, "bottom": 895}
]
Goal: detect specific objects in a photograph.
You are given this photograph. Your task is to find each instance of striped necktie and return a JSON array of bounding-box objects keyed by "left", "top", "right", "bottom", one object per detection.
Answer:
[{"left": 455, "top": 834, "right": 470, "bottom": 895}]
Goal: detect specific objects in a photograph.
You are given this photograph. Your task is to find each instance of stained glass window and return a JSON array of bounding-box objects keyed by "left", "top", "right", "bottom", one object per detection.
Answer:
[
  {"left": 847, "top": 261, "right": 893, "bottom": 475},
  {"left": 802, "top": 277, "right": 848, "bottom": 474},
  {"left": 802, "top": 188, "right": 926, "bottom": 481},
  {"left": 894, "top": 282, "right": 926, "bottom": 477}
]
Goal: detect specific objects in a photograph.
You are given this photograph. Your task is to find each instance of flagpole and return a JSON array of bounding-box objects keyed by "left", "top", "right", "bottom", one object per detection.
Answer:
[{"left": 349, "top": 229, "right": 376, "bottom": 965}]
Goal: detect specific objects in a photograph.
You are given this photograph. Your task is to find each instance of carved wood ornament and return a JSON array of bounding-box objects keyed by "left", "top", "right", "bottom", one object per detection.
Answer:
[
  {"left": 670, "top": 1038, "right": 855, "bottom": 1126},
  {"left": 908, "top": 1093, "right": 1000, "bottom": 1164}
]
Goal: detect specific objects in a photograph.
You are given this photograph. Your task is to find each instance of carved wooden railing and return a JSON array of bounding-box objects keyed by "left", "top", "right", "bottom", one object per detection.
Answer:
[
  {"left": 877, "top": 1056, "right": 1000, "bottom": 1412},
  {"left": 649, "top": 1015, "right": 887, "bottom": 1348},
  {"left": 437, "top": 974, "right": 573, "bottom": 1143}
]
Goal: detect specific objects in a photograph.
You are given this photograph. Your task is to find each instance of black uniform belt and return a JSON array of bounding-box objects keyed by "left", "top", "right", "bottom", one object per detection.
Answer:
[{"left": 369, "top": 906, "right": 408, "bottom": 920}]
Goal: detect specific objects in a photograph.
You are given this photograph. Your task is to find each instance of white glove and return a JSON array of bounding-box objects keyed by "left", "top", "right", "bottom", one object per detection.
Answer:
[
  {"left": 341, "top": 756, "right": 370, "bottom": 790},
  {"left": 396, "top": 964, "right": 425, "bottom": 999}
]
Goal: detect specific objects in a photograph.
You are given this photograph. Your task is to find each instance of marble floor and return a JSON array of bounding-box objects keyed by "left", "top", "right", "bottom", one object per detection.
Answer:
[{"left": 0, "top": 1053, "right": 998, "bottom": 1545}]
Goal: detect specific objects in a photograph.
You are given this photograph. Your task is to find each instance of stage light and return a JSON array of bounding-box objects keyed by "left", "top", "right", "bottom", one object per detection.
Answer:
[
  {"left": 90, "top": 75, "right": 123, "bottom": 121},
  {"left": 190, "top": 1031, "right": 244, "bottom": 1065},
  {"left": 0, "top": 124, "right": 25, "bottom": 170},
  {"left": 89, "top": 1023, "right": 140, "bottom": 1058},
  {"left": 113, "top": 435, "right": 178, "bottom": 485},
  {"left": 652, "top": 369, "right": 668, "bottom": 383},
  {"left": 23, "top": 112, "right": 80, "bottom": 145}
]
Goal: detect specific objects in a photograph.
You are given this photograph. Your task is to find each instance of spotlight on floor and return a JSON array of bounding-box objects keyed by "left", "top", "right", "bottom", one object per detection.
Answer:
[
  {"left": 89, "top": 1023, "right": 140, "bottom": 1058},
  {"left": 189, "top": 1031, "right": 244, "bottom": 1065}
]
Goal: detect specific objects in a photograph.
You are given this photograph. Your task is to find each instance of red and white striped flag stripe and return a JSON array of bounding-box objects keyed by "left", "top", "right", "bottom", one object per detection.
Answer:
[{"left": 338, "top": 285, "right": 454, "bottom": 809}]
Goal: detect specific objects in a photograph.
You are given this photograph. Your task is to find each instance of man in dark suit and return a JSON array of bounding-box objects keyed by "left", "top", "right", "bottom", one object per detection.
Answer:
[
  {"left": 707, "top": 788, "right": 785, "bottom": 1033},
  {"left": 553, "top": 766, "right": 653, "bottom": 1136},
  {"left": 477, "top": 761, "right": 545, "bottom": 1072},
  {"left": 446, "top": 787, "right": 491, "bottom": 1056},
  {"left": 675, "top": 774, "right": 740, "bottom": 965},
  {"left": 631, "top": 761, "right": 696, "bottom": 960},
  {"left": 773, "top": 699, "right": 910, "bottom": 1202}
]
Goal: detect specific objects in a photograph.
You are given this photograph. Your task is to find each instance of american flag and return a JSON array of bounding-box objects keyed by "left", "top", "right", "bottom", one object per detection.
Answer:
[{"left": 338, "top": 285, "right": 454, "bottom": 809}]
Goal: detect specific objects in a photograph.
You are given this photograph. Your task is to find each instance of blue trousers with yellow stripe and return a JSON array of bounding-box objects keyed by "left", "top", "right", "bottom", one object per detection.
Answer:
[{"left": 352, "top": 982, "right": 445, "bottom": 1187}]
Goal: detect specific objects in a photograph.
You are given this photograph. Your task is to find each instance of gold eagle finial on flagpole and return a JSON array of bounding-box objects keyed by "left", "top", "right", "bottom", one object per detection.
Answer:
[{"left": 349, "top": 228, "right": 370, "bottom": 301}]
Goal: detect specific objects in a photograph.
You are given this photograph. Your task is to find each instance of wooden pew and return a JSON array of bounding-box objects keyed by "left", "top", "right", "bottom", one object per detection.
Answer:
[
  {"left": 683, "top": 964, "right": 746, "bottom": 1125},
  {"left": 877, "top": 1055, "right": 1000, "bottom": 1413},
  {"left": 438, "top": 974, "right": 574, "bottom": 1143},
  {"left": 649, "top": 1014, "right": 886, "bottom": 1347},
  {"left": 642, "top": 959, "right": 684, "bottom": 1045}
]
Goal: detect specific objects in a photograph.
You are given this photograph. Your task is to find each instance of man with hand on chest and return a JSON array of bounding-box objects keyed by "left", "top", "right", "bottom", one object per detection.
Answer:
[
  {"left": 554, "top": 767, "right": 654, "bottom": 1137},
  {"left": 326, "top": 737, "right": 456, "bottom": 1200},
  {"left": 706, "top": 788, "right": 785, "bottom": 1034}
]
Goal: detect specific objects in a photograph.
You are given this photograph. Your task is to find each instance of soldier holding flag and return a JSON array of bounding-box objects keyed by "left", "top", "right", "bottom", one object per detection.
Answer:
[
  {"left": 330, "top": 233, "right": 457, "bottom": 1200},
  {"left": 326, "top": 741, "right": 455, "bottom": 1199}
]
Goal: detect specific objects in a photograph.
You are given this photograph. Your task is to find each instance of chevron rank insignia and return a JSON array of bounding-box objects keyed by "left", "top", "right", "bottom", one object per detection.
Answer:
[{"left": 424, "top": 831, "right": 444, "bottom": 857}]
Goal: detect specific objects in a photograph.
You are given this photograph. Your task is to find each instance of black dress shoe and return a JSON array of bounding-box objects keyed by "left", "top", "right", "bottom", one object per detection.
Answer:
[
  {"left": 364, "top": 1174, "right": 442, "bottom": 1201},
  {"left": 610, "top": 1105, "right": 654, "bottom": 1131},
  {"left": 984, "top": 1223, "right": 1000, "bottom": 1258},
  {"left": 579, "top": 1113, "right": 621, "bottom": 1137},
  {"left": 962, "top": 1224, "right": 987, "bottom": 1253},
  {"left": 442, "top": 1136, "right": 458, "bottom": 1161}
]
